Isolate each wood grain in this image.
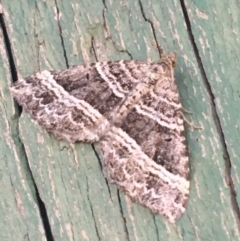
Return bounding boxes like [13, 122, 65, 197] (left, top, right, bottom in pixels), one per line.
[0, 0, 240, 240]
[0, 25, 47, 241]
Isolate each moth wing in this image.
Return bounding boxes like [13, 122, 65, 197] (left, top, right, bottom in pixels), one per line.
[100, 126, 189, 223]
[11, 70, 108, 142]
[100, 54, 189, 222]
[11, 60, 149, 142]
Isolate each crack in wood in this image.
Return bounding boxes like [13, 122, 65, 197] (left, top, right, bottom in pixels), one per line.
[138, 0, 163, 58]
[86, 178, 101, 241]
[0, 12, 55, 241]
[117, 190, 130, 241]
[179, 0, 240, 231]
[53, 0, 69, 68]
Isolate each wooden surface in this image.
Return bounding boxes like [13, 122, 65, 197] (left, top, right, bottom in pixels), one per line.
[1, 0, 240, 240]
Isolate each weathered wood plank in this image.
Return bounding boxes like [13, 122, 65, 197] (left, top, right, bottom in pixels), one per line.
[1, 0, 240, 240]
[184, 0, 240, 217]
[0, 21, 46, 241]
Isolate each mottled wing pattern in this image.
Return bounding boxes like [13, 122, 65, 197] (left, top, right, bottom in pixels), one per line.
[11, 70, 108, 142]
[51, 60, 151, 117]
[11, 53, 189, 223]
[100, 54, 189, 222]
[11, 60, 150, 142]
[101, 126, 189, 223]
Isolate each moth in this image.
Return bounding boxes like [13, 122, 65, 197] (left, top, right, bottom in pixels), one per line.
[11, 52, 189, 223]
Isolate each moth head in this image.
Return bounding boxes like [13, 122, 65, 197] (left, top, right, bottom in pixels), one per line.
[161, 52, 177, 68]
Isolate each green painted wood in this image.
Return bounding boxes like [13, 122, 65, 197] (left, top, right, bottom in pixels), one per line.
[0, 0, 240, 240]
[0, 25, 46, 241]
[184, 0, 240, 219]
